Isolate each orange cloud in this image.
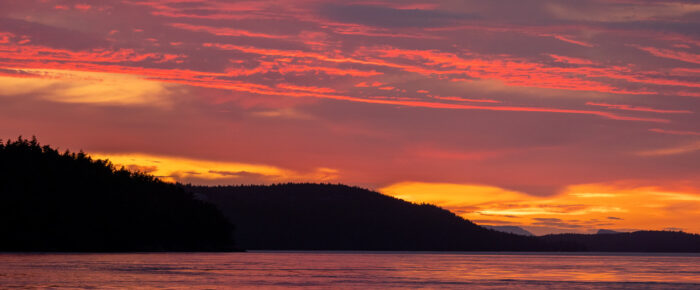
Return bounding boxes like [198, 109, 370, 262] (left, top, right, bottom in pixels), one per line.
[90, 152, 340, 184]
[0, 68, 173, 107]
[380, 181, 700, 234]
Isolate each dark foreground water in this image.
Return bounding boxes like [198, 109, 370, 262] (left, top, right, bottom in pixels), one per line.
[1, 252, 699, 289]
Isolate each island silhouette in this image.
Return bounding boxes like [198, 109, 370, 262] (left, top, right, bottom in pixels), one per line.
[0, 137, 235, 252]
[2, 137, 699, 252]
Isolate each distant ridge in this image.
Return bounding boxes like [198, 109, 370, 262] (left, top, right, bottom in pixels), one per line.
[541, 231, 700, 252]
[482, 225, 534, 236]
[187, 184, 700, 252]
[187, 184, 546, 251]
[596, 229, 620, 235]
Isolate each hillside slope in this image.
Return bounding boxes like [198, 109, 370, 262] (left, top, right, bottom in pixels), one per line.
[482, 225, 534, 236]
[0, 137, 235, 252]
[189, 183, 546, 251]
[541, 231, 700, 252]
[189, 183, 700, 252]
[4, 137, 698, 252]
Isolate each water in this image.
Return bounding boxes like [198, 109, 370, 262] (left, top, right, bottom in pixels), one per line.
[1, 252, 699, 289]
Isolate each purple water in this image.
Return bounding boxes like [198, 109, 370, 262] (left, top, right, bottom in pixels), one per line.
[1, 252, 699, 289]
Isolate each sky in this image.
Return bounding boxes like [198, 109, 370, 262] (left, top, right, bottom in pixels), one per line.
[1, 0, 699, 235]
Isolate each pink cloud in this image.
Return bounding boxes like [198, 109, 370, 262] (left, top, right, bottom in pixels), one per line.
[432, 96, 501, 104]
[540, 34, 595, 47]
[74, 4, 91, 11]
[635, 45, 700, 65]
[586, 102, 692, 114]
[169, 23, 288, 39]
[649, 129, 700, 136]
[549, 54, 595, 65]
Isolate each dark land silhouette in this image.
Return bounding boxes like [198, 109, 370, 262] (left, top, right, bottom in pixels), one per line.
[541, 231, 700, 252]
[2, 137, 699, 252]
[482, 225, 534, 236]
[0, 137, 235, 252]
[187, 184, 700, 252]
[186, 183, 548, 251]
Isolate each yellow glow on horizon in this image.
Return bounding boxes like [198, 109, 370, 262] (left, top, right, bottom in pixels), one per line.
[89, 152, 339, 184]
[380, 182, 534, 206]
[570, 193, 618, 198]
[380, 181, 700, 234]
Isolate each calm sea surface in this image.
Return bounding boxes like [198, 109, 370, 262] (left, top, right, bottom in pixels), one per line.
[1, 252, 699, 289]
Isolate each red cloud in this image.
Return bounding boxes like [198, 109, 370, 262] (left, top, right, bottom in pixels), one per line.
[586, 102, 692, 114]
[649, 129, 700, 136]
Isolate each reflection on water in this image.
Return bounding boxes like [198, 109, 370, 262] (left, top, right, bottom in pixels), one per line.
[1, 252, 699, 289]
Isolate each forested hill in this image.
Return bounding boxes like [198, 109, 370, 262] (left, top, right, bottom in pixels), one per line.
[189, 184, 700, 252]
[187, 183, 547, 251]
[540, 231, 700, 252]
[0, 137, 235, 252]
[4, 136, 698, 252]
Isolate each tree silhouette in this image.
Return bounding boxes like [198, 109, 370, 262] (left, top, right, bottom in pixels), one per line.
[188, 183, 700, 252]
[3, 136, 698, 252]
[0, 136, 236, 252]
[187, 183, 548, 251]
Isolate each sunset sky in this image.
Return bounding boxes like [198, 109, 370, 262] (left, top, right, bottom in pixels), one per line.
[1, 0, 699, 235]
